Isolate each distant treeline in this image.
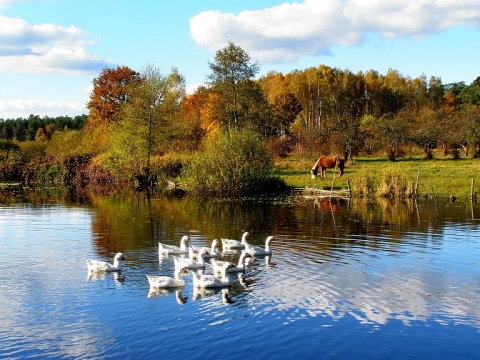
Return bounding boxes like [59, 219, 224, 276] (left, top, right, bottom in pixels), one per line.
[0, 114, 87, 142]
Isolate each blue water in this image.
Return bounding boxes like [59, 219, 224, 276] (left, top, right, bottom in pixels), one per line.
[1, 197, 480, 359]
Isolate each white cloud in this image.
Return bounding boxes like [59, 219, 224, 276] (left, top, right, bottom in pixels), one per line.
[0, 14, 110, 74]
[0, 0, 18, 11]
[0, 99, 87, 118]
[190, 0, 480, 64]
[186, 82, 203, 95]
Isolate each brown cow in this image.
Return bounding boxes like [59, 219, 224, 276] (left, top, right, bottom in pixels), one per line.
[311, 156, 345, 179]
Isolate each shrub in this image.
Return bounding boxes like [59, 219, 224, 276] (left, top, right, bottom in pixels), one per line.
[0, 162, 22, 181]
[183, 130, 282, 197]
[151, 153, 186, 179]
[18, 141, 47, 162]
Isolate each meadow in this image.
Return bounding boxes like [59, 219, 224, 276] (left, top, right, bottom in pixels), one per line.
[275, 153, 480, 200]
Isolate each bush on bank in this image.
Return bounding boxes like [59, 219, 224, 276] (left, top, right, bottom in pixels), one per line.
[183, 130, 287, 197]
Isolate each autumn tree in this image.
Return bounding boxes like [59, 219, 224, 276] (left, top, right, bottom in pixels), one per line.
[427, 76, 445, 109]
[259, 72, 302, 137]
[86, 66, 140, 129]
[207, 41, 260, 131]
[460, 104, 480, 157]
[410, 108, 442, 158]
[35, 128, 47, 142]
[107, 64, 185, 186]
[359, 115, 380, 154]
[181, 86, 222, 139]
[364, 70, 384, 118]
[376, 108, 411, 161]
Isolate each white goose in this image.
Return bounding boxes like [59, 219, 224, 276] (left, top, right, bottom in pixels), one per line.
[146, 267, 188, 289]
[245, 236, 274, 256]
[174, 249, 208, 269]
[210, 251, 251, 274]
[221, 231, 249, 250]
[190, 239, 220, 260]
[192, 262, 234, 288]
[158, 235, 190, 256]
[86, 252, 125, 272]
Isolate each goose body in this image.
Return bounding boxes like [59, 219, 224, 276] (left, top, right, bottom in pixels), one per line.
[174, 249, 208, 269]
[191, 239, 220, 260]
[221, 232, 249, 250]
[192, 263, 233, 288]
[211, 251, 250, 274]
[245, 236, 274, 256]
[86, 253, 125, 272]
[158, 235, 190, 256]
[146, 267, 188, 289]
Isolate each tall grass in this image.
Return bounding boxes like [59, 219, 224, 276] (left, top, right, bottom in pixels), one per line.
[351, 168, 375, 197]
[376, 165, 408, 198]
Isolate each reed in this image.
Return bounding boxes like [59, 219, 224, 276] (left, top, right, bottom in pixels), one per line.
[351, 167, 375, 197]
[376, 165, 408, 198]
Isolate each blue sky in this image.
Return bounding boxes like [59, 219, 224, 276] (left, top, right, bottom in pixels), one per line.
[1, 0, 479, 119]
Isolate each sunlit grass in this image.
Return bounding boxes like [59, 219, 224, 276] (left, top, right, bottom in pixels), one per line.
[275, 153, 480, 200]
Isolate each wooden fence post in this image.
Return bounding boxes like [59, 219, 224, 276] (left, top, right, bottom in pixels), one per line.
[471, 179, 476, 201]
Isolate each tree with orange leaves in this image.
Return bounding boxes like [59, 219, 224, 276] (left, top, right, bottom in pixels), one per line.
[86, 66, 140, 129]
[181, 86, 221, 139]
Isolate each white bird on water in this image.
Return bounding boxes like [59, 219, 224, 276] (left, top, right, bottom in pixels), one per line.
[174, 248, 209, 269]
[86, 252, 125, 272]
[190, 239, 220, 260]
[221, 231, 250, 250]
[146, 267, 188, 289]
[210, 251, 251, 274]
[245, 236, 274, 256]
[192, 262, 234, 288]
[158, 235, 190, 256]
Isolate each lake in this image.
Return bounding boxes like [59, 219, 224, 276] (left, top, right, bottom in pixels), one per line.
[1, 190, 479, 359]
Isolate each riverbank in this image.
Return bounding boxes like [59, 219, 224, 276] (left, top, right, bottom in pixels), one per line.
[2, 152, 479, 200]
[275, 154, 480, 200]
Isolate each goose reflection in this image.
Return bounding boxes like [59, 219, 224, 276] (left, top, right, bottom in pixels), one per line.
[192, 287, 235, 304]
[221, 248, 243, 256]
[193, 286, 216, 301]
[147, 287, 188, 304]
[249, 254, 273, 268]
[86, 270, 125, 284]
[236, 273, 249, 288]
[221, 288, 234, 304]
[264, 255, 274, 268]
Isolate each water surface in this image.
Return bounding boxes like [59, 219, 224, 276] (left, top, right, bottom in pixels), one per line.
[1, 193, 479, 359]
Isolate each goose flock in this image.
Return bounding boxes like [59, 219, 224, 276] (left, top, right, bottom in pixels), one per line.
[85, 232, 274, 297]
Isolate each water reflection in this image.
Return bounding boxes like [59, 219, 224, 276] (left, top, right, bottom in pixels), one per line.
[1, 190, 480, 359]
[94, 185, 480, 330]
[86, 271, 125, 284]
[147, 287, 188, 304]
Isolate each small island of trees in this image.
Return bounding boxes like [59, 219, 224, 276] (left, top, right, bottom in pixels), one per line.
[1, 42, 480, 198]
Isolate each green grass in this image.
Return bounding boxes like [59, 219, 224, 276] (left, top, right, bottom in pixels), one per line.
[274, 154, 480, 200]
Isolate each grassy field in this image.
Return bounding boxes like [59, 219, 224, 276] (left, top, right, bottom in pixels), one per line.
[274, 154, 480, 200]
